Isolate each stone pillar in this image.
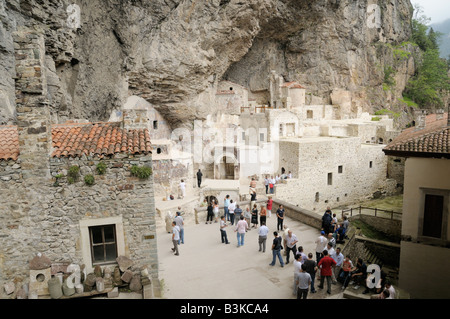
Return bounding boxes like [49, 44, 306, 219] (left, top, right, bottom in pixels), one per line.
[13, 27, 51, 179]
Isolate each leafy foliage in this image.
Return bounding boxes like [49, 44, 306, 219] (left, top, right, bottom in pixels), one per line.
[84, 174, 95, 186]
[130, 165, 152, 179]
[404, 7, 450, 108]
[96, 162, 107, 175]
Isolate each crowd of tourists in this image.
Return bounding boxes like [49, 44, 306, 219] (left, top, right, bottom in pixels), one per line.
[169, 177, 396, 300]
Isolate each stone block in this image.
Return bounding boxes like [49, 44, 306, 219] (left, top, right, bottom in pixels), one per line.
[116, 255, 133, 272]
[121, 270, 133, 283]
[107, 287, 119, 298]
[29, 253, 52, 270]
[3, 282, 15, 295]
[29, 267, 51, 297]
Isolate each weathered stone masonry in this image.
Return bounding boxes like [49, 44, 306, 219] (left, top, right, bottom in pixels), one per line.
[0, 28, 158, 299]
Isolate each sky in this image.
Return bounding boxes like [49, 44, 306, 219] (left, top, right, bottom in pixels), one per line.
[410, 0, 450, 25]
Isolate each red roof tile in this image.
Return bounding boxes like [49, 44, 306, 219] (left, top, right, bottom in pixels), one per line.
[281, 81, 305, 89]
[51, 122, 152, 158]
[383, 113, 449, 158]
[0, 126, 19, 161]
[0, 122, 152, 160]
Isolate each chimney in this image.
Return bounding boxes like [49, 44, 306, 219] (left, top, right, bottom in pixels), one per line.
[13, 27, 51, 179]
[414, 109, 427, 130]
[436, 109, 444, 121]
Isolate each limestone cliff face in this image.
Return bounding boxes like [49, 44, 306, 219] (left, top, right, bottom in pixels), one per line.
[0, 0, 414, 127]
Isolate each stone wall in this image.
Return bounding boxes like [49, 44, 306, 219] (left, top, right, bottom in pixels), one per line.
[0, 153, 158, 298]
[271, 198, 322, 230]
[276, 136, 397, 212]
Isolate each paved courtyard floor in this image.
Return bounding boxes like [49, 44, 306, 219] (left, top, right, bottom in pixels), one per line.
[157, 211, 345, 299]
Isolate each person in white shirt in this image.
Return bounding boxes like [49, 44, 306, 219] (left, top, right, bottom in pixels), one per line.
[171, 221, 180, 256]
[385, 281, 396, 299]
[220, 215, 230, 244]
[258, 222, 269, 252]
[235, 215, 249, 247]
[292, 253, 303, 295]
[331, 247, 344, 284]
[285, 230, 298, 264]
[178, 179, 186, 199]
[315, 231, 328, 263]
[228, 200, 236, 225]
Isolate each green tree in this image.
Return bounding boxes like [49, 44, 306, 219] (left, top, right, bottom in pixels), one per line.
[405, 6, 450, 108]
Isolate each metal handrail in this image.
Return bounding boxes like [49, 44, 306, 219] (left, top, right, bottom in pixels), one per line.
[341, 206, 402, 220]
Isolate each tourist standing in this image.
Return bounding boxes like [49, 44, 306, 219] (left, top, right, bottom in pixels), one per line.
[251, 204, 259, 228]
[322, 207, 332, 234]
[206, 201, 214, 224]
[171, 221, 180, 256]
[296, 246, 308, 264]
[276, 204, 285, 231]
[269, 176, 275, 194]
[196, 169, 203, 188]
[213, 200, 220, 223]
[269, 232, 284, 267]
[331, 247, 344, 284]
[295, 264, 312, 299]
[315, 231, 328, 264]
[174, 209, 184, 244]
[266, 196, 273, 218]
[264, 175, 269, 194]
[339, 255, 353, 289]
[220, 215, 230, 244]
[292, 254, 303, 295]
[258, 221, 269, 252]
[224, 195, 230, 222]
[243, 206, 252, 230]
[328, 232, 336, 248]
[318, 250, 336, 294]
[259, 205, 267, 226]
[178, 179, 186, 199]
[235, 215, 248, 247]
[303, 253, 317, 293]
[228, 199, 236, 225]
[234, 204, 242, 225]
[285, 230, 298, 264]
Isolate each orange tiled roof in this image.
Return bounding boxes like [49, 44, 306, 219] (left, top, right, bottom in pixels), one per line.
[51, 122, 152, 158]
[0, 126, 19, 161]
[0, 122, 152, 160]
[281, 81, 305, 89]
[383, 113, 449, 158]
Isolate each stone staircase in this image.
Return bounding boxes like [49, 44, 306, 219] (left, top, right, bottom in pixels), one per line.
[340, 227, 406, 299]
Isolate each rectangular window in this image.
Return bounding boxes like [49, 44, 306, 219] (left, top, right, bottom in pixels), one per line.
[153, 120, 158, 129]
[369, 161, 373, 168]
[327, 173, 332, 185]
[422, 194, 444, 238]
[338, 165, 343, 173]
[307, 110, 313, 119]
[89, 224, 118, 265]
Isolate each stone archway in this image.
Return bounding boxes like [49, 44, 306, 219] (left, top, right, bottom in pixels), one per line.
[214, 152, 239, 180]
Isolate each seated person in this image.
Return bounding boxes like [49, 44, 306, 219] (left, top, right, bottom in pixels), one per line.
[349, 258, 367, 289]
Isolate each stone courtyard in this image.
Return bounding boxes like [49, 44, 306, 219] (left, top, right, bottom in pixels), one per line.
[156, 202, 345, 300]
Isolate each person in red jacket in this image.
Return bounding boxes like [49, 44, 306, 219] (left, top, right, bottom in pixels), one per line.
[317, 250, 336, 294]
[266, 196, 273, 218]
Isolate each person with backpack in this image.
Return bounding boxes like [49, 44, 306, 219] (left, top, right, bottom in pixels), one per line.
[269, 232, 285, 267]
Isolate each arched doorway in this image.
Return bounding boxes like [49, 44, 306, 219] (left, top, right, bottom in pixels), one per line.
[214, 152, 239, 180]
